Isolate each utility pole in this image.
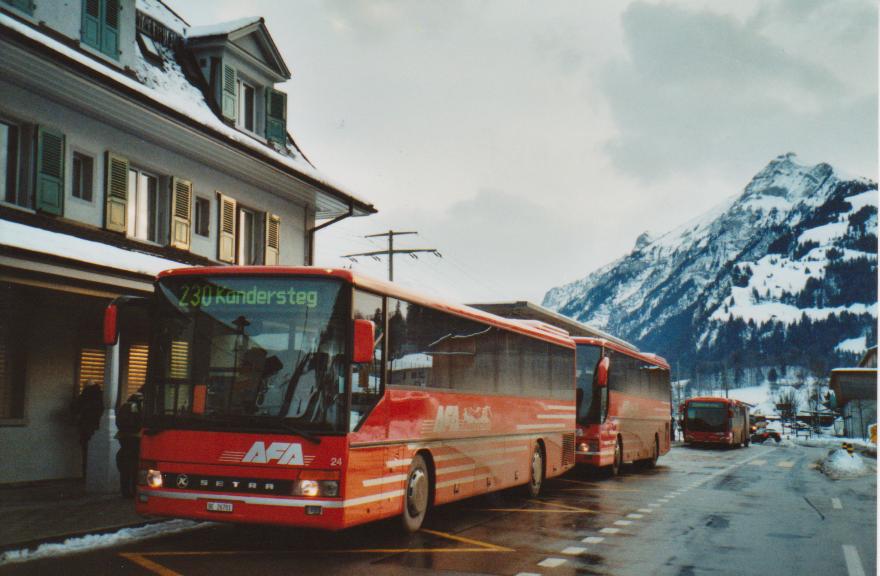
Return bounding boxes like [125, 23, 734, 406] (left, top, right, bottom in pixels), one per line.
[342, 230, 441, 282]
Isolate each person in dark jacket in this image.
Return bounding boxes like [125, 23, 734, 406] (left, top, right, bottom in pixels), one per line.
[116, 392, 143, 498]
[75, 381, 104, 478]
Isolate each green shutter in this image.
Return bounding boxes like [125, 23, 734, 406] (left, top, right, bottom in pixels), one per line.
[104, 152, 129, 232]
[101, 0, 120, 58]
[81, 0, 101, 50]
[170, 177, 192, 250]
[265, 89, 287, 146]
[35, 127, 64, 215]
[221, 64, 237, 122]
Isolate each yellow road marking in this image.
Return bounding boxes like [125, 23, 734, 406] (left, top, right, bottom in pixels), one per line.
[118, 528, 511, 573]
[480, 499, 598, 514]
[119, 553, 183, 576]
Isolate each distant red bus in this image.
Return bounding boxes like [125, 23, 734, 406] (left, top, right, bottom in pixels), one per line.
[573, 338, 671, 475]
[106, 267, 576, 531]
[681, 397, 750, 447]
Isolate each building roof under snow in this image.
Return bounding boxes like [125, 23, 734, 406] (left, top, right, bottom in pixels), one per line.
[0, 2, 375, 219]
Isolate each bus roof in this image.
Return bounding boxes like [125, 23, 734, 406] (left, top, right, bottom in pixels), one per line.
[685, 396, 749, 407]
[156, 266, 575, 349]
[572, 336, 670, 369]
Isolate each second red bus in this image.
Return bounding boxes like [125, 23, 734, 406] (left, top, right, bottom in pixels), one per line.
[681, 397, 750, 447]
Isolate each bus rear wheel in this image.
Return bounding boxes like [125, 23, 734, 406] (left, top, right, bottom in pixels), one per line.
[402, 454, 430, 532]
[610, 438, 623, 476]
[525, 443, 544, 498]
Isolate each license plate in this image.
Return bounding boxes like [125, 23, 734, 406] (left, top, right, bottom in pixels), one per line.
[206, 501, 234, 513]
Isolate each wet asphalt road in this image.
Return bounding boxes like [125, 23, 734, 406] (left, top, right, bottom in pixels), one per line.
[1, 442, 875, 576]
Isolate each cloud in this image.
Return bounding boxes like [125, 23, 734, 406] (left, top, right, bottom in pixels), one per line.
[601, 1, 877, 181]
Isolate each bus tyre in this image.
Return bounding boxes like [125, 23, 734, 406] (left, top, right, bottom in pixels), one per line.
[526, 443, 544, 498]
[402, 454, 430, 533]
[610, 438, 623, 476]
[646, 436, 659, 469]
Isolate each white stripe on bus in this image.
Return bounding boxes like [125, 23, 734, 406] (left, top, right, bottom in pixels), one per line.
[362, 474, 408, 487]
[142, 488, 404, 509]
[536, 414, 576, 420]
[516, 424, 567, 430]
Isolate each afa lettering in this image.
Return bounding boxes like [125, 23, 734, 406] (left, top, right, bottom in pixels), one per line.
[241, 441, 304, 465]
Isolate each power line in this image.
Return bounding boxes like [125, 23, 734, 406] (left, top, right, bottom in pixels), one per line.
[342, 230, 441, 282]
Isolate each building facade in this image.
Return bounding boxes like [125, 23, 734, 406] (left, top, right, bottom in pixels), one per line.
[0, 0, 375, 489]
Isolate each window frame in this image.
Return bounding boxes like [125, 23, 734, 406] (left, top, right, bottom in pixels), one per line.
[236, 79, 256, 133]
[71, 150, 95, 203]
[235, 203, 263, 265]
[194, 196, 211, 237]
[126, 166, 166, 245]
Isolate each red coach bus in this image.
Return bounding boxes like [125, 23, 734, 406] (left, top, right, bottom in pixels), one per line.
[105, 267, 576, 531]
[681, 397, 750, 447]
[573, 337, 671, 475]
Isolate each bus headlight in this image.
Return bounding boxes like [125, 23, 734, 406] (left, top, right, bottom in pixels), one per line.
[293, 479, 339, 497]
[146, 469, 163, 489]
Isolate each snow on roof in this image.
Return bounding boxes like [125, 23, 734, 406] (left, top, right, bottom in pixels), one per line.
[0, 13, 374, 216]
[135, 0, 187, 35]
[187, 16, 262, 38]
[0, 220, 189, 278]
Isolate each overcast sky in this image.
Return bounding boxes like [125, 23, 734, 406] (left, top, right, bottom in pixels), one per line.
[176, 0, 877, 304]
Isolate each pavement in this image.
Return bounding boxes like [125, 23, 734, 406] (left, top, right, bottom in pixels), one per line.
[0, 480, 152, 553]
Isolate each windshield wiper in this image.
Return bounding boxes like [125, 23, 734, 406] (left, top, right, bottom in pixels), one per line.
[274, 418, 322, 444]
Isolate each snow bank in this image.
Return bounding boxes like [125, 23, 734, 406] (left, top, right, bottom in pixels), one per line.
[0, 520, 207, 565]
[819, 448, 870, 479]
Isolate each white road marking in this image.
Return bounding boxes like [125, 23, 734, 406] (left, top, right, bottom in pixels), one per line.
[665, 493, 677, 498]
[648, 503, 661, 507]
[561, 546, 587, 555]
[627, 513, 644, 519]
[582, 536, 605, 544]
[637, 508, 653, 513]
[832, 498, 843, 510]
[778, 461, 795, 468]
[537, 558, 567, 568]
[658, 498, 669, 503]
[843, 545, 866, 576]
[749, 459, 767, 466]
[599, 527, 621, 534]
[515, 573, 541, 576]
[614, 520, 633, 526]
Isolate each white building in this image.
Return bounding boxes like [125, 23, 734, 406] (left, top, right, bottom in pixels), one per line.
[0, 0, 375, 489]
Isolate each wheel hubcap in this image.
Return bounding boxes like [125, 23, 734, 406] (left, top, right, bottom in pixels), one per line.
[531, 452, 541, 488]
[407, 469, 427, 517]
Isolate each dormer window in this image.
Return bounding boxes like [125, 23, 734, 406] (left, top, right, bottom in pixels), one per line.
[237, 80, 255, 133]
[81, 0, 120, 59]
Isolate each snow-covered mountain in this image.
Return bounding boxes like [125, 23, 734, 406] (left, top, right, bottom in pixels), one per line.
[543, 153, 877, 386]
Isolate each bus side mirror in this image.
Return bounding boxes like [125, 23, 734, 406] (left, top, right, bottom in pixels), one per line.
[103, 303, 119, 345]
[353, 319, 375, 364]
[595, 357, 610, 388]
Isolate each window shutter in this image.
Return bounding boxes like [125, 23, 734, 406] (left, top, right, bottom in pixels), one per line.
[221, 64, 237, 122]
[104, 152, 128, 232]
[81, 0, 101, 50]
[7, 0, 34, 14]
[264, 213, 280, 265]
[265, 89, 287, 145]
[170, 177, 192, 250]
[35, 126, 64, 215]
[217, 193, 236, 263]
[101, 0, 120, 58]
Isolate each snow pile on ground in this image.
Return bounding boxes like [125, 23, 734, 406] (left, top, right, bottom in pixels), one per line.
[0, 520, 207, 565]
[819, 448, 870, 480]
[796, 436, 877, 456]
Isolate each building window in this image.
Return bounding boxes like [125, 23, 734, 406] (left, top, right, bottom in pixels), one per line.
[237, 80, 255, 132]
[0, 121, 18, 206]
[194, 196, 210, 237]
[72, 152, 94, 201]
[77, 347, 106, 394]
[126, 168, 165, 243]
[237, 206, 262, 265]
[1, 0, 34, 15]
[81, 0, 120, 59]
[123, 344, 148, 402]
[0, 282, 26, 423]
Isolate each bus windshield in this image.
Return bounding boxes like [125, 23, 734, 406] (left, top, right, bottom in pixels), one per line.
[576, 344, 602, 424]
[686, 401, 727, 432]
[147, 276, 349, 432]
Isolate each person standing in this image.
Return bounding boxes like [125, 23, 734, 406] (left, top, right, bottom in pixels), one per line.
[116, 392, 143, 498]
[75, 380, 104, 479]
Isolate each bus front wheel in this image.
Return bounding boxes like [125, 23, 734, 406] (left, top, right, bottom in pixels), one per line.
[402, 454, 430, 532]
[525, 443, 544, 498]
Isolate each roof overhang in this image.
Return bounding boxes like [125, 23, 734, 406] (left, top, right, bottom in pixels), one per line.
[0, 14, 375, 220]
[187, 18, 291, 80]
[830, 368, 878, 404]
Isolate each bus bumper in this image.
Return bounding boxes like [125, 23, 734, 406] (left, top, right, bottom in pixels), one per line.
[137, 489, 347, 530]
[575, 450, 615, 467]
